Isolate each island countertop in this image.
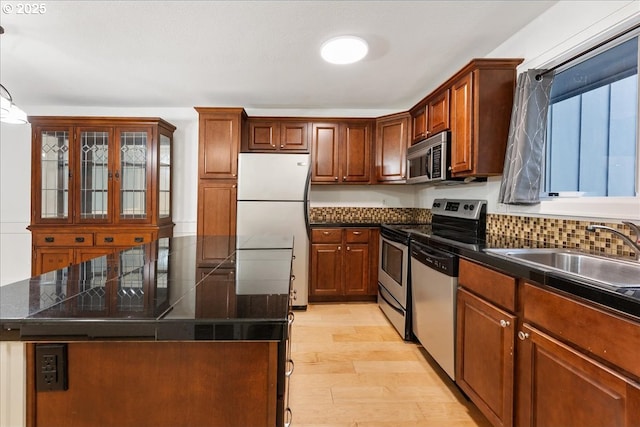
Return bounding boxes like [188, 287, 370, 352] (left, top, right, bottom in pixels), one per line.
[0, 235, 294, 341]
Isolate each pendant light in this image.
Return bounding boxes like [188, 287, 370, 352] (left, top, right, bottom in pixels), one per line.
[0, 26, 28, 125]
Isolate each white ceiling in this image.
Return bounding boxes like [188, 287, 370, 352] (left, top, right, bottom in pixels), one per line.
[0, 1, 558, 114]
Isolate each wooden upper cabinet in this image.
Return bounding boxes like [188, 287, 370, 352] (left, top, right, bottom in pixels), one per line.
[428, 89, 450, 135]
[448, 59, 522, 177]
[411, 89, 450, 145]
[311, 120, 373, 184]
[450, 73, 474, 175]
[375, 112, 410, 182]
[196, 108, 246, 179]
[245, 118, 309, 153]
[311, 123, 340, 182]
[410, 104, 427, 144]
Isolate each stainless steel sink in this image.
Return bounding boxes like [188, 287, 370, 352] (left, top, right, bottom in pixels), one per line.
[484, 248, 640, 289]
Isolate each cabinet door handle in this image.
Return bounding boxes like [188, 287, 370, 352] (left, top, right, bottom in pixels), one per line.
[114, 171, 120, 179]
[75, 237, 85, 243]
[280, 144, 284, 148]
[334, 176, 338, 181]
[337, 246, 341, 251]
[134, 237, 144, 243]
[104, 237, 114, 243]
[44, 237, 55, 243]
[322, 231, 330, 235]
[343, 176, 347, 180]
[518, 331, 530, 341]
[347, 246, 351, 251]
[500, 320, 510, 328]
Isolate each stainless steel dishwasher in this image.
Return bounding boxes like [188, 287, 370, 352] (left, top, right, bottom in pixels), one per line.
[410, 240, 458, 380]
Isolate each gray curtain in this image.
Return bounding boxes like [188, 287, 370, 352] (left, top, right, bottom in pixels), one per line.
[498, 69, 555, 204]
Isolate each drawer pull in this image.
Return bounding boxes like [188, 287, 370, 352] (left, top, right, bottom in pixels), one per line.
[322, 231, 330, 235]
[134, 237, 144, 243]
[352, 231, 362, 235]
[499, 320, 510, 328]
[75, 237, 85, 243]
[104, 237, 114, 243]
[44, 237, 55, 243]
[518, 331, 530, 341]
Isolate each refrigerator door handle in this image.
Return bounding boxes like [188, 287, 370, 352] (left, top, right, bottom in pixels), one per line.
[303, 164, 312, 240]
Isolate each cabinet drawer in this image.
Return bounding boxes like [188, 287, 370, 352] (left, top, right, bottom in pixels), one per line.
[311, 229, 342, 243]
[34, 233, 94, 247]
[523, 282, 640, 380]
[459, 259, 517, 312]
[345, 229, 369, 243]
[96, 232, 153, 246]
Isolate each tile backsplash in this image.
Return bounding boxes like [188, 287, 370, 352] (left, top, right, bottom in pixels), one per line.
[310, 207, 638, 258]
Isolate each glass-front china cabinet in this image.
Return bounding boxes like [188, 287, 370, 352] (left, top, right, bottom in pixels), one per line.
[28, 116, 176, 275]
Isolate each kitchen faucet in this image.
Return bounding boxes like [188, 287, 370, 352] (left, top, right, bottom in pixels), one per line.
[586, 221, 640, 261]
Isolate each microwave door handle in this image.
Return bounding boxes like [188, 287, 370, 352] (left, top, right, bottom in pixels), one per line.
[426, 147, 432, 180]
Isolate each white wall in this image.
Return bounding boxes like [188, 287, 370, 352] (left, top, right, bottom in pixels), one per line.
[310, 184, 418, 207]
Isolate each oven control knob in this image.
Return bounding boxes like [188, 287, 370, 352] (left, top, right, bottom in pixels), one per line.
[469, 204, 475, 210]
[464, 204, 469, 210]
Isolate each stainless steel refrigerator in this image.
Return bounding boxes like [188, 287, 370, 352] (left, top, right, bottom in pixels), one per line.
[236, 153, 311, 308]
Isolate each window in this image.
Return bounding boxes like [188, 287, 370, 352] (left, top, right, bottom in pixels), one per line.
[544, 32, 638, 197]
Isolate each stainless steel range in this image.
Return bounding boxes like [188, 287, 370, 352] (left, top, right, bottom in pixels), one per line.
[379, 198, 487, 378]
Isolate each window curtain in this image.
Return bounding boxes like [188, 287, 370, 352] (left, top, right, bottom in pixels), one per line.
[498, 69, 555, 204]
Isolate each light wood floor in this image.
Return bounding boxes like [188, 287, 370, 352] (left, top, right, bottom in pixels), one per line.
[289, 302, 491, 427]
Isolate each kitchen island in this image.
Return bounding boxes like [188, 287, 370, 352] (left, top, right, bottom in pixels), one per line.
[0, 235, 295, 427]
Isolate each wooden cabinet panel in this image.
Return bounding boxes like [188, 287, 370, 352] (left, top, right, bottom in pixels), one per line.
[342, 122, 371, 182]
[197, 183, 237, 264]
[310, 244, 342, 297]
[523, 282, 640, 381]
[345, 228, 369, 243]
[428, 89, 450, 135]
[95, 232, 153, 247]
[197, 109, 245, 179]
[450, 72, 473, 175]
[517, 323, 640, 427]
[343, 243, 369, 296]
[75, 247, 117, 263]
[197, 183, 237, 237]
[280, 121, 309, 151]
[411, 104, 427, 144]
[459, 258, 516, 312]
[33, 233, 93, 247]
[311, 120, 373, 184]
[246, 119, 309, 152]
[311, 228, 342, 243]
[457, 288, 515, 427]
[311, 123, 340, 182]
[375, 113, 410, 182]
[248, 120, 278, 151]
[34, 248, 74, 274]
[31, 341, 278, 427]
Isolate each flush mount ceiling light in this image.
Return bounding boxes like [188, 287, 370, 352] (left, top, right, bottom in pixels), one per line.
[320, 36, 369, 65]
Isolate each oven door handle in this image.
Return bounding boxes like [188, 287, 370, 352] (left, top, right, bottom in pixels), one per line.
[378, 284, 404, 316]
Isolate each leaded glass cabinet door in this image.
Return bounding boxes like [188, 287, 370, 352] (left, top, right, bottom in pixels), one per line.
[35, 126, 73, 223]
[75, 127, 113, 223]
[115, 127, 153, 224]
[158, 132, 172, 223]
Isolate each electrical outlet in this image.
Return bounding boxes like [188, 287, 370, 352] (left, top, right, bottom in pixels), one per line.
[35, 344, 68, 392]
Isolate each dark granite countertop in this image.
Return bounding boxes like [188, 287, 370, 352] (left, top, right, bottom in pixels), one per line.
[310, 222, 382, 228]
[0, 235, 294, 341]
[410, 232, 640, 320]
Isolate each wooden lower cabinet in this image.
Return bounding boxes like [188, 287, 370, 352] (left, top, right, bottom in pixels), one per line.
[309, 228, 378, 301]
[27, 341, 279, 427]
[457, 260, 640, 427]
[456, 289, 516, 427]
[456, 260, 517, 427]
[516, 323, 640, 427]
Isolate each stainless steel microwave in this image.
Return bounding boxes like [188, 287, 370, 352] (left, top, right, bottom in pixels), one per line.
[406, 131, 449, 184]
